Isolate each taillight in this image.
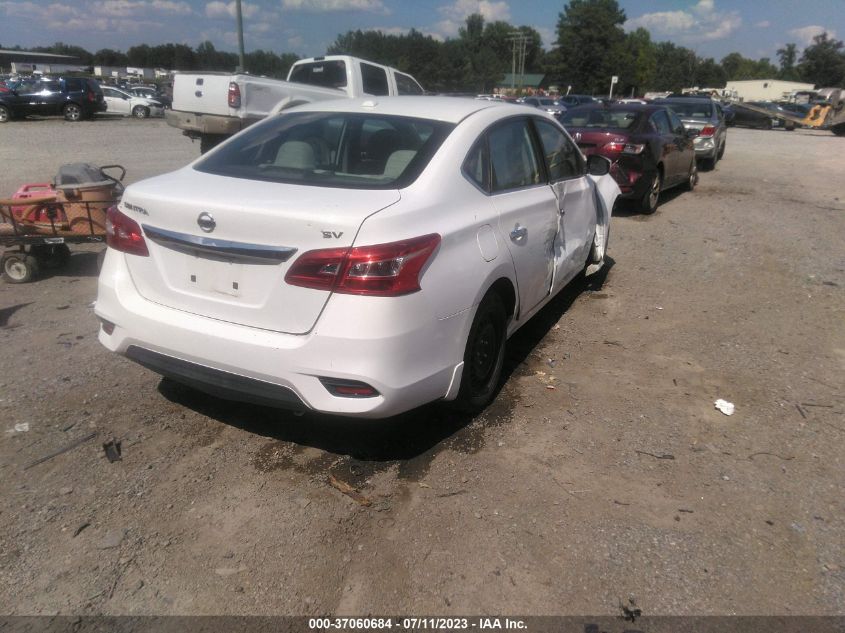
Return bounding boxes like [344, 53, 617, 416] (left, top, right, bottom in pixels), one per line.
[285, 234, 440, 296]
[603, 142, 644, 155]
[228, 82, 241, 108]
[699, 125, 716, 137]
[106, 206, 149, 257]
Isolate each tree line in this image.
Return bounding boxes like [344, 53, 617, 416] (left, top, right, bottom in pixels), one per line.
[4, 0, 844, 93]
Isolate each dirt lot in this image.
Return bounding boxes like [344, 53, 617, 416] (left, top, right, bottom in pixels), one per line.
[0, 117, 843, 616]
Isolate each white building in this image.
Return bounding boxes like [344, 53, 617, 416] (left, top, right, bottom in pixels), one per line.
[725, 79, 815, 102]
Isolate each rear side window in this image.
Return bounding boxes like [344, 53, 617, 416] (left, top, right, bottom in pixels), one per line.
[534, 119, 584, 181]
[488, 119, 542, 192]
[361, 63, 389, 96]
[289, 60, 347, 89]
[651, 111, 672, 135]
[63, 78, 83, 92]
[462, 139, 490, 192]
[395, 72, 423, 95]
[194, 111, 454, 190]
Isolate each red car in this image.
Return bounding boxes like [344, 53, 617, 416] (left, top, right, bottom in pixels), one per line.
[559, 103, 698, 213]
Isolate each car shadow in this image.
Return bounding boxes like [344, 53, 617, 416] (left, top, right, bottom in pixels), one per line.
[613, 187, 687, 219]
[157, 258, 615, 468]
[37, 251, 102, 280]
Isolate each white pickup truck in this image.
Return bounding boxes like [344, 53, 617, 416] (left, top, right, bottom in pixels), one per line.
[165, 55, 425, 152]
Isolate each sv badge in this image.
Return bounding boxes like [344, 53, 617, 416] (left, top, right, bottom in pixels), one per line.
[322, 231, 344, 239]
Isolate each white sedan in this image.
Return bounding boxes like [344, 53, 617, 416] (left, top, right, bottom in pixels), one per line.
[96, 97, 619, 418]
[100, 85, 164, 118]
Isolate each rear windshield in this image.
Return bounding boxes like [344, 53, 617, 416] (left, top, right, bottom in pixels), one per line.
[561, 108, 640, 129]
[195, 111, 455, 190]
[662, 101, 714, 118]
[288, 60, 347, 89]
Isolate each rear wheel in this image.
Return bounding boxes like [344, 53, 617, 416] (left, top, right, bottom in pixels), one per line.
[452, 292, 507, 413]
[640, 170, 662, 214]
[0, 105, 10, 123]
[700, 156, 717, 171]
[832, 124, 845, 137]
[2, 253, 39, 283]
[63, 103, 82, 122]
[199, 133, 225, 154]
[717, 140, 726, 159]
[132, 105, 149, 119]
[684, 159, 698, 191]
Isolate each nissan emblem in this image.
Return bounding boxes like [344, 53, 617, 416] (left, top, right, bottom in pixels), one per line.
[197, 212, 216, 233]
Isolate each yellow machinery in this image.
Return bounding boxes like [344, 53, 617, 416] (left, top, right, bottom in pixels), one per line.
[733, 88, 845, 136]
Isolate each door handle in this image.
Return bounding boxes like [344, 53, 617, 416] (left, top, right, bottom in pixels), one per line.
[510, 225, 527, 241]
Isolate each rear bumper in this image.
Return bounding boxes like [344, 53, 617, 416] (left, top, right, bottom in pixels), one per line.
[95, 249, 471, 418]
[165, 109, 247, 135]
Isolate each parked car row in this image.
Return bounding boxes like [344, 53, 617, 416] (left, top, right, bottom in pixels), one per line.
[0, 76, 169, 123]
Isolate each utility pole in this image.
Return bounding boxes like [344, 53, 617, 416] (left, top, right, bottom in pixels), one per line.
[506, 31, 531, 95]
[235, 0, 245, 72]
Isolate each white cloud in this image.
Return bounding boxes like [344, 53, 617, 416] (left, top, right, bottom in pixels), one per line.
[151, 0, 191, 15]
[282, 0, 388, 13]
[206, 0, 259, 19]
[625, 0, 741, 43]
[433, 0, 510, 38]
[755, 20, 771, 29]
[788, 25, 836, 47]
[536, 26, 554, 50]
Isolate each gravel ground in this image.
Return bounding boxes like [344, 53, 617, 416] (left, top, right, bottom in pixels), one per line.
[0, 117, 843, 616]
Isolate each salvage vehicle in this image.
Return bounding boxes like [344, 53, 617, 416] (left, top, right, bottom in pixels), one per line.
[100, 86, 164, 119]
[129, 85, 171, 109]
[0, 77, 106, 122]
[97, 97, 619, 418]
[561, 103, 697, 213]
[166, 55, 424, 153]
[655, 96, 727, 169]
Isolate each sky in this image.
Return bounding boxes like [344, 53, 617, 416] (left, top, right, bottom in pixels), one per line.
[0, 0, 842, 62]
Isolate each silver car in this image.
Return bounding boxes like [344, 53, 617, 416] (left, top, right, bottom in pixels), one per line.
[657, 97, 727, 170]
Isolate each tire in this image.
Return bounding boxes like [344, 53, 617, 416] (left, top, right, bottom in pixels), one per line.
[700, 156, 717, 171]
[132, 105, 149, 119]
[640, 170, 662, 214]
[684, 159, 698, 192]
[63, 103, 82, 122]
[2, 253, 39, 283]
[0, 105, 10, 123]
[832, 124, 845, 137]
[717, 140, 726, 160]
[452, 292, 508, 413]
[588, 218, 610, 265]
[200, 133, 225, 154]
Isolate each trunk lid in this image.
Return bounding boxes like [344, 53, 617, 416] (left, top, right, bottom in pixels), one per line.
[120, 168, 400, 334]
[569, 129, 630, 155]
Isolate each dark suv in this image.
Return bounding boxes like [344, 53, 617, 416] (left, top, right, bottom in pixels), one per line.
[0, 77, 106, 123]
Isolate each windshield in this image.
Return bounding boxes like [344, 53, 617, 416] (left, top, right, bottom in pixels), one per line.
[195, 111, 455, 190]
[662, 101, 714, 119]
[561, 108, 640, 130]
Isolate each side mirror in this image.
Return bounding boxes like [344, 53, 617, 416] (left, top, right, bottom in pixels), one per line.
[587, 154, 611, 176]
[686, 129, 700, 138]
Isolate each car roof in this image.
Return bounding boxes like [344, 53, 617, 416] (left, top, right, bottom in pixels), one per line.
[656, 97, 714, 104]
[289, 96, 515, 124]
[565, 103, 661, 113]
